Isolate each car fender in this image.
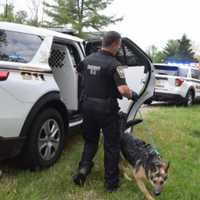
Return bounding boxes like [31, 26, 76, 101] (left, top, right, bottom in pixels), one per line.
[20, 91, 69, 138]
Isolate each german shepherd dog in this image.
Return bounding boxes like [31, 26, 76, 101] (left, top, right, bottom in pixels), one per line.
[120, 130, 169, 200]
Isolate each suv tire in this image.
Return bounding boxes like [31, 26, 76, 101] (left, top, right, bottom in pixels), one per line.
[184, 90, 194, 107]
[22, 108, 65, 169]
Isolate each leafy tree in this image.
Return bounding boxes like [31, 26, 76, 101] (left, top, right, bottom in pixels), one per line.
[163, 40, 179, 60]
[178, 34, 196, 61]
[0, 3, 28, 24]
[195, 55, 200, 63]
[0, 4, 15, 22]
[163, 34, 196, 63]
[15, 10, 28, 24]
[146, 45, 164, 63]
[0, 2, 40, 26]
[26, 0, 41, 26]
[43, 0, 122, 36]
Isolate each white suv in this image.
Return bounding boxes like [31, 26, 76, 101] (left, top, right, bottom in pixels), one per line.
[152, 63, 200, 106]
[0, 22, 154, 169]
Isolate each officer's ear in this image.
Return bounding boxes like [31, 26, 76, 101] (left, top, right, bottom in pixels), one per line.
[112, 43, 120, 56]
[113, 40, 121, 48]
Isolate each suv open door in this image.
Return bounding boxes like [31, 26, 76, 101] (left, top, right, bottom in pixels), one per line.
[85, 37, 155, 122]
[48, 38, 79, 111]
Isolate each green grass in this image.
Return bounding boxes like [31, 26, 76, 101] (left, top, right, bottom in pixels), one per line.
[1, 105, 200, 200]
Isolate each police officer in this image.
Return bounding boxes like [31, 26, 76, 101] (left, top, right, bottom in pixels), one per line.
[73, 31, 138, 191]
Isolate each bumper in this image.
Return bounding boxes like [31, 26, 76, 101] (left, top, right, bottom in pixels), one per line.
[0, 136, 26, 161]
[153, 92, 185, 102]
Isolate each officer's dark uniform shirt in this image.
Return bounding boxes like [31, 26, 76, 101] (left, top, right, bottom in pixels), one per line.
[77, 50, 127, 101]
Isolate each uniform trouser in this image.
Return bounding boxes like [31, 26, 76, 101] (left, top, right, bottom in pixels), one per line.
[79, 103, 120, 187]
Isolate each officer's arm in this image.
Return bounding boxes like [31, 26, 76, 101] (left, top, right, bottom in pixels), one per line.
[113, 67, 133, 100]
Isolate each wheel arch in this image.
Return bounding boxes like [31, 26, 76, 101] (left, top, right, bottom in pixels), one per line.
[188, 86, 195, 97]
[20, 91, 69, 138]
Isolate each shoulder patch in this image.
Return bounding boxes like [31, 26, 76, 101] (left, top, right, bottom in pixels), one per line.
[116, 66, 125, 79]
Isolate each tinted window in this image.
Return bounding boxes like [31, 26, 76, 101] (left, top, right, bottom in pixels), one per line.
[124, 45, 139, 66]
[116, 46, 125, 65]
[178, 68, 188, 77]
[67, 44, 81, 67]
[155, 65, 178, 76]
[116, 42, 145, 66]
[49, 41, 81, 69]
[191, 69, 200, 80]
[85, 41, 101, 56]
[155, 65, 188, 77]
[0, 30, 42, 63]
[85, 39, 146, 67]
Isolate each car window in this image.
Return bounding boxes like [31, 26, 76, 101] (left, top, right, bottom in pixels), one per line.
[49, 42, 66, 68]
[154, 65, 189, 77]
[155, 65, 178, 76]
[191, 69, 200, 80]
[85, 40, 101, 56]
[116, 42, 146, 67]
[85, 39, 146, 67]
[0, 29, 42, 63]
[178, 68, 188, 77]
[116, 45, 126, 65]
[124, 44, 140, 66]
[67, 44, 81, 67]
[49, 41, 81, 68]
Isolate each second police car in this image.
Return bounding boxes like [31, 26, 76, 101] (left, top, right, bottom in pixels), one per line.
[151, 63, 200, 106]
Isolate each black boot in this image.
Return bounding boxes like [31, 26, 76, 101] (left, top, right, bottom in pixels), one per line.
[106, 183, 119, 192]
[73, 162, 94, 186]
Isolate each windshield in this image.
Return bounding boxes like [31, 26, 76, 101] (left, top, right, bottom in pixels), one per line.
[154, 65, 188, 77]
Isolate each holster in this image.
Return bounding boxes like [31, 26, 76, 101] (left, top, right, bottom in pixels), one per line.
[82, 97, 118, 115]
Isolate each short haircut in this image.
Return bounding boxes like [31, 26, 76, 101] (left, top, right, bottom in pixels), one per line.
[102, 31, 121, 48]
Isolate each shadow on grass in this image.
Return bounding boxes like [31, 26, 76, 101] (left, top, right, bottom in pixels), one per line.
[149, 101, 181, 107]
[149, 101, 200, 108]
[0, 126, 83, 176]
[64, 126, 82, 150]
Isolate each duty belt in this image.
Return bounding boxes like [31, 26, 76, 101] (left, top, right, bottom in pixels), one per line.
[86, 97, 117, 104]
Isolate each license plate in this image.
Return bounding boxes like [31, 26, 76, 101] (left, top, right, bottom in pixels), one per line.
[156, 79, 166, 88]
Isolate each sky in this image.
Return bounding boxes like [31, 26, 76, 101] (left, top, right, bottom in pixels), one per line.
[2, 0, 200, 52]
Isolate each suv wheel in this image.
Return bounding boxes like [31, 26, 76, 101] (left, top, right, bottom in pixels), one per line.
[22, 108, 65, 169]
[184, 90, 194, 107]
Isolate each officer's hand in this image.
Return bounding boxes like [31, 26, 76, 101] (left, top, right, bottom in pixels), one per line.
[130, 90, 139, 101]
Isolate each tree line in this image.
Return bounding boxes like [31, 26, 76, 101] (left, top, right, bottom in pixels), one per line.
[147, 34, 198, 63]
[0, 0, 122, 36]
[0, 0, 41, 26]
[0, 0, 199, 63]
